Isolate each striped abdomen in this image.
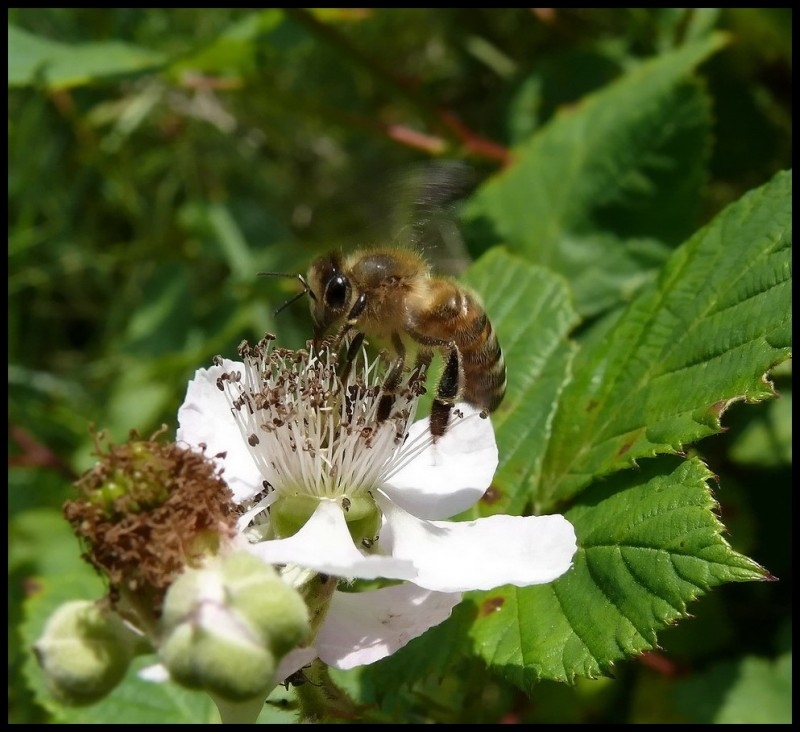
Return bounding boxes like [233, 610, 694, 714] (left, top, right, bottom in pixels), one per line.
[412, 279, 506, 412]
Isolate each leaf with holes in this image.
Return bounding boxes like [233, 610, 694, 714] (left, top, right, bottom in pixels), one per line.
[540, 169, 792, 507]
[468, 457, 769, 686]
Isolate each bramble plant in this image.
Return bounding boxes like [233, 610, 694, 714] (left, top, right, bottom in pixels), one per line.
[9, 9, 791, 725]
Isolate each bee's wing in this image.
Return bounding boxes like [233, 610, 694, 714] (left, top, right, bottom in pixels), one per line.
[391, 160, 478, 276]
[357, 160, 479, 277]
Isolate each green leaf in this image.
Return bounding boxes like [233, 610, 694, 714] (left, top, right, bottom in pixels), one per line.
[357, 600, 477, 693]
[42, 659, 217, 724]
[9, 509, 87, 578]
[462, 249, 578, 515]
[167, 10, 285, 78]
[469, 457, 768, 685]
[729, 383, 792, 467]
[203, 202, 259, 284]
[673, 651, 792, 723]
[463, 34, 724, 317]
[540, 169, 792, 506]
[21, 572, 216, 723]
[8, 24, 166, 89]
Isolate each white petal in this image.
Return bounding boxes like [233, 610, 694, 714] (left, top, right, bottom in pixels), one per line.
[383, 403, 499, 520]
[274, 647, 319, 684]
[315, 585, 462, 670]
[376, 494, 577, 592]
[247, 500, 416, 581]
[176, 361, 263, 502]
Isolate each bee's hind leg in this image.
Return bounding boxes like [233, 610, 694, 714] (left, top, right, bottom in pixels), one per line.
[429, 345, 461, 440]
[405, 333, 461, 439]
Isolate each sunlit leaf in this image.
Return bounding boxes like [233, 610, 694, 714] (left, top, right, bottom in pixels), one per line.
[463, 34, 724, 316]
[166, 10, 285, 78]
[469, 457, 768, 685]
[8, 24, 166, 89]
[540, 170, 791, 505]
[462, 249, 578, 515]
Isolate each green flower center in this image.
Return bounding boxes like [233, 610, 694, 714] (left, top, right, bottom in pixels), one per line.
[270, 492, 381, 545]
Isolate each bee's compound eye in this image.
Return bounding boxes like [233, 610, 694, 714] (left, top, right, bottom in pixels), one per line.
[325, 274, 348, 309]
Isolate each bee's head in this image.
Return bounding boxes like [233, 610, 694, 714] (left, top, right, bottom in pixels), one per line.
[259, 253, 351, 339]
[306, 253, 351, 338]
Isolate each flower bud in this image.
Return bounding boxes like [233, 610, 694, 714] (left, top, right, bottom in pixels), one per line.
[215, 552, 310, 657]
[34, 600, 137, 706]
[159, 552, 310, 701]
[159, 606, 277, 702]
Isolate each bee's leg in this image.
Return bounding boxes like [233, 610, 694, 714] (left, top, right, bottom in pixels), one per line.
[377, 332, 406, 422]
[328, 293, 369, 383]
[345, 293, 368, 326]
[407, 333, 462, 439]
[412, 348, 433, 381]
[429, 345, 462, 439]
[337, 329, 365, 386]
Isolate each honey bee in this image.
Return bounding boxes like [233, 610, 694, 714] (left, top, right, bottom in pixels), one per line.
[271, 247, 506, 438]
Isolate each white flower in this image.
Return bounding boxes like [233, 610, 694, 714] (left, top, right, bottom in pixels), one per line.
[178, 338, 576, 592]
[177, 337, 577, 670]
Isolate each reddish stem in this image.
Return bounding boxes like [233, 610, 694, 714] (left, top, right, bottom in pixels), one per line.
[8, 424, 77, 481]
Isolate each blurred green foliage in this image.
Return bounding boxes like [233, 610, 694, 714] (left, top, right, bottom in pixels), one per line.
[8, 8, 791, 724]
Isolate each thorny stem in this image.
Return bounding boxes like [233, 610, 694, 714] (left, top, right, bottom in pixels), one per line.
[294, 659, 366, 723]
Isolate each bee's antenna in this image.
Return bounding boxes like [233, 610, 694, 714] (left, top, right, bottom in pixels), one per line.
[258, 272, 314, 315]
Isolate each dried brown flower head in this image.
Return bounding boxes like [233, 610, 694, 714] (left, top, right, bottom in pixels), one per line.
[64, 427, 237, 615]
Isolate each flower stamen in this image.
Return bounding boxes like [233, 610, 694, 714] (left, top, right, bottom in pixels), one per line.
[215, 336, 428, 541]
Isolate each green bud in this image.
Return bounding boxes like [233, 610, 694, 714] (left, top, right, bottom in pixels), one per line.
[222, 552, 311, 657]
[159, 552, 311, 701]
[159, 565, 222, 632]
[34, 601, 136, 706]
[160, 619, 276, 702]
